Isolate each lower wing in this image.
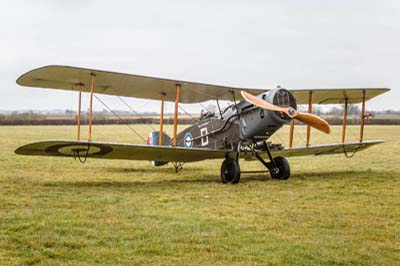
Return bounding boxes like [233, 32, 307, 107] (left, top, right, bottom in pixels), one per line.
[15, 140, 231, 162]
[15, 139, 383, 162]
[244, 140, 383, 160]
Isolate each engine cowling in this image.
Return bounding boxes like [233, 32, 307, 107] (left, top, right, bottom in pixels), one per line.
[239, 87, 297, 140]
[264, 87, 297, 122]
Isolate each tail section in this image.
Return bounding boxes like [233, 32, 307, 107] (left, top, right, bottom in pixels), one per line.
[147, 131, 171, 166]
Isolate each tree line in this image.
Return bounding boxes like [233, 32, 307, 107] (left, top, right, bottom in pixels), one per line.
[1, 106, 399, 125]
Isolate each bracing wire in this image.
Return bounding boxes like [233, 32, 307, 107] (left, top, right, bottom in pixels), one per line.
[94, 95, 147, 143]
[343, 144, 362, 158]
[200, 103, 210, 112]
[74, 143, 91, 164]
[270, 125, 287, 147]
[293, 123, 307, 146]
[178, 105, 196, 123]
[117, 96, 156, 131]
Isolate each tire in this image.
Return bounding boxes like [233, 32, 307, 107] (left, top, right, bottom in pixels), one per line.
[270, 156, 290, 180]
[220, 157, 241, 184]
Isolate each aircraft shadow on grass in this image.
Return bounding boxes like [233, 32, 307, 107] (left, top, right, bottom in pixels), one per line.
[39, 169, 385, 189]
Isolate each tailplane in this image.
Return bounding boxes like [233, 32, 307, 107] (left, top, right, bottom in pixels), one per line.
[147, 131, 171, 166]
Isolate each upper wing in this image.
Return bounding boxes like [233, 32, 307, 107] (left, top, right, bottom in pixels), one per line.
[16, 65, 264, 103]
[17, 65, 389, 104]
[290, 89, 390, 104]
[15, 140, 232, 162]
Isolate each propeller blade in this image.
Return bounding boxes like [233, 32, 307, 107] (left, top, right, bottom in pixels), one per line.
[294, 112, 331, 134]
[241, 91, 292, 116]
[241, 90, 330, 134]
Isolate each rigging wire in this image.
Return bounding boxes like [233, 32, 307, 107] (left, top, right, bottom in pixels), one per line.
[117, 96, 156, 131]
[293, 123, 307, 146]
[178, 105, 196, 123]
[74, 144, 91, 164]
[343, 144, 362, 158]
[341, 103, 364, 158]
[94, 95, 147, 143]
[350, 105, 364, 141]
[200, 103, 210, 112]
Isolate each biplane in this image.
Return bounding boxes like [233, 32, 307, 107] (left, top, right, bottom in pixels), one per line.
[15, 66, 390, 184]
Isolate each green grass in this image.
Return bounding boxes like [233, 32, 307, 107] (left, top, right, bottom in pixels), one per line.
[0, 125, 399, 265]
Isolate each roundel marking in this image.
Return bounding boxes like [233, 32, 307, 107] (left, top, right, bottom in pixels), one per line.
[45, 143, 113, 157]
[184, 133, 193, 148]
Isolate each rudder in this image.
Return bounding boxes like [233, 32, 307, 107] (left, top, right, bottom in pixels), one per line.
[147, 131, 171, 166]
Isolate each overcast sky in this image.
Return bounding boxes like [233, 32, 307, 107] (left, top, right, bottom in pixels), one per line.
[1, 0, 399, 113]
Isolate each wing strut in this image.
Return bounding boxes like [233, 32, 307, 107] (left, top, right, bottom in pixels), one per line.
[173, 84, 181, 146]
[360, 90, 366, 142]
[159, 92, 165, 145]
[88, 73, 96, 141]
[289, 120, 294, 148]
[342, 97, 348, 143]
[306, 91, 313, 146]
[77, 85, 82, 140]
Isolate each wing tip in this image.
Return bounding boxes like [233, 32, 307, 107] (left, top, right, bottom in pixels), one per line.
[15, 145, 29, 155]
[16, 65, 57, 86]
[16, 65, 77, 86]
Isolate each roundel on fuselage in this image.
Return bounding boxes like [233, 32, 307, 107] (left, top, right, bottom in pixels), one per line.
[184, 133, 193, 148]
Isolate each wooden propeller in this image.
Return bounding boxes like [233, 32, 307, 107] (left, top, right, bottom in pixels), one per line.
[241, 91, 330, 134]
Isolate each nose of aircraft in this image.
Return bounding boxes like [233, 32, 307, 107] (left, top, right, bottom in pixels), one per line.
[241, 90, 331, 134]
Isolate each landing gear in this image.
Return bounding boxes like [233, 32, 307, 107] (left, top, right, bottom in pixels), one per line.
[220, 141, 242, 184]
[220, 157, 241, 184]
[255, 153, 291, 180]
[220, 141, 290, 184]
[270, 156, 290, 180]
[255, 141, 291, 180]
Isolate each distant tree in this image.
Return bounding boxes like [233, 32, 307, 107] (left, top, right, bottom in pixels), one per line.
[296, 105, 308, 112]
[384, 109, 400, 115]
[65, 109, 75, 115]
[348, 104, 360, 116]
[330, 106, 342, 116]
[313, 105, 323, 116]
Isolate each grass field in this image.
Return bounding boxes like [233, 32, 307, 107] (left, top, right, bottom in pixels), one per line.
[0, 124, 399, 265]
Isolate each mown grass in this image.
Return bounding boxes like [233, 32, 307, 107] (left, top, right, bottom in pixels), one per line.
[0, 124, 399, 265]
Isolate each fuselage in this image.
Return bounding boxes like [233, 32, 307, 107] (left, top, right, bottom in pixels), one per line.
[174, 87, 297, 150]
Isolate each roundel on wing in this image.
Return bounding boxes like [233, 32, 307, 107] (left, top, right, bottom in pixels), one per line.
[45, 143, 113, 157]
[184, 133, 193, 148]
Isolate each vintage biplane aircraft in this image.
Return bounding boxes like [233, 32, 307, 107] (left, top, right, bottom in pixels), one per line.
[15, 66, 390, 184]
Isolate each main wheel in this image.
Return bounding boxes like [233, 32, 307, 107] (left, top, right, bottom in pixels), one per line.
[220, 157, 241, 184]
[270, 156, 290, 180]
